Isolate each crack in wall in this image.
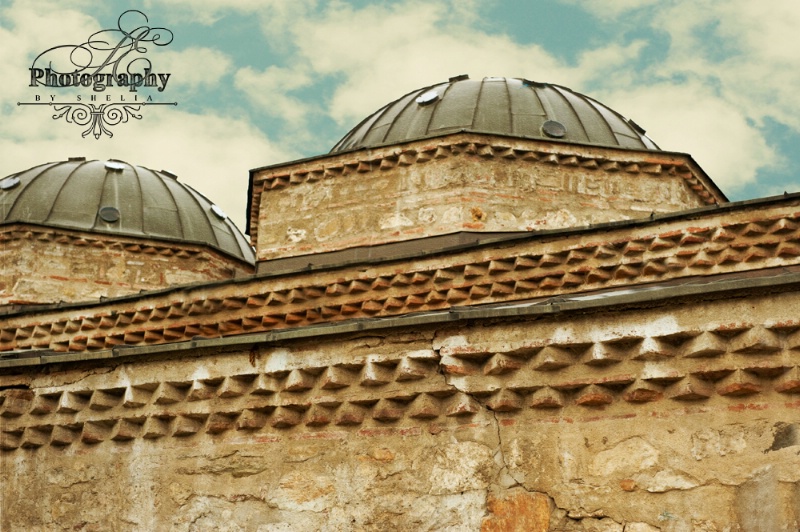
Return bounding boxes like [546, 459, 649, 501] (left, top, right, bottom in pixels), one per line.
[490, 409, 528, 491]
[434, 342, 527, 490]
[433, 339, 660, 531]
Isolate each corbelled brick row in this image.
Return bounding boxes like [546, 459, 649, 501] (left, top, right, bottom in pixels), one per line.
[1, 198, 798, 354]
[2, 288, 799, 452]
[2, 280, 800, 530]
[249, 133, 723, 261]
[0, 224, 252, 307]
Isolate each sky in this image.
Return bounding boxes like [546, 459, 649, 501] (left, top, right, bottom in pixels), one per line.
[2, 0, 799, 232]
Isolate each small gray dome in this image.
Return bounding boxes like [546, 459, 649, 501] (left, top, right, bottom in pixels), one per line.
[331, 76, 659, 153]
[0, 158, 254, 264]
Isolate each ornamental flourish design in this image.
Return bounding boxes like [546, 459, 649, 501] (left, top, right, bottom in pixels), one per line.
[19, 9, 176, 139]
[17, 101, 177, 139]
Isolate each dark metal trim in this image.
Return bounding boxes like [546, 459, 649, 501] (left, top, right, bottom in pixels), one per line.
[2, 268, 799, 371]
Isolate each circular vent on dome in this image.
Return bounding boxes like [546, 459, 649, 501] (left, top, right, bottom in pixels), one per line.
[331, 76, 660, 153]
[0, 159, 254, 265]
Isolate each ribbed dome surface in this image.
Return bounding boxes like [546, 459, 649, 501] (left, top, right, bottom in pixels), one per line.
[0, 158, 254, 264]
[331, 76, 659, 153]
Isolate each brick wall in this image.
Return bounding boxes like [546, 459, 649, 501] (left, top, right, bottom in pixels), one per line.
[2, 287, 798, 530]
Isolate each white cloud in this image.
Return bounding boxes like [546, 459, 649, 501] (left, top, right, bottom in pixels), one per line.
[560, 0, 800, 192]
[0, 1, 286, 232]
[234, 65, 314, 124]
[597, 82, 777, 193]
[572, 40, 647, 85]
[142, 0, 315, 27]
[565, 0, 658, 19]
[155, 48, 233, 90]
[650, 0, 800, 129]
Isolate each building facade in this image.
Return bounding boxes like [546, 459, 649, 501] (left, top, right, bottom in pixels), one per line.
[1, 76, 798, 531]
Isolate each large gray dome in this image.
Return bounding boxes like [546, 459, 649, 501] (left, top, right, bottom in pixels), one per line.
[331, 76, 659, 153]
[0, 158, 254, 264]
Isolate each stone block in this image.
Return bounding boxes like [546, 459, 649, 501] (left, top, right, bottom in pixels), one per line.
[0, 389, 34, 417]
[736, 466, 799, 531]
[481, 490, 551, 532]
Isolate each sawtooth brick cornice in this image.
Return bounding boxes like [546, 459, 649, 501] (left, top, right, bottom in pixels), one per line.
[1, 291, 799, 452]
[0, 199, 798, 355]
[248, 134, 723, 243]
[0, 224, 252, 265]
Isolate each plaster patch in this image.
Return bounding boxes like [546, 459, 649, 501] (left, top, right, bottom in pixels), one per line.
[270, 470, 335, 512]
[418, 208, 437, 224]
[379, 213, 413, 230]
[635, 469, 698, 493]
[428, 442, 494, 495]
[441, 206, 463, 224]
[591, 437, 659, 476]
[285, 228, 306, 243]
[263, 349, 293, 374]
[691, 426, 747, 461]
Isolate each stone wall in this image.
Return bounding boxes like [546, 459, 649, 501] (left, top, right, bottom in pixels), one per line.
[250, 133, 721, 261]
[1, 196, 795, 356]
[2, 286, 799, 530]
[0, 225, 252, 307]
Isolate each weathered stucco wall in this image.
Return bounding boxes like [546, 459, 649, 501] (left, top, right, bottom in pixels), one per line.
[250, 134, 720, 261]
[1, 194, 793, 356]
[7, 405, 796, 531]
[2, 288, 799, 530]
[0, 225, 251, 307]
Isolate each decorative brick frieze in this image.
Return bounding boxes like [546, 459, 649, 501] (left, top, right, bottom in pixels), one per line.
[250, 133, 724, 261]
[1, 200, 799, 356]
[2, 291, 800, 452]
[0, 224, 253, 307]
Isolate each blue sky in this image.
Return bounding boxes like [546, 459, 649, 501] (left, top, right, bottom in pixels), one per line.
[2, 0, 799, 230]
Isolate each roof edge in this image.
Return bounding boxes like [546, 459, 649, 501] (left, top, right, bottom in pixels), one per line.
[3, 267, 798, 371]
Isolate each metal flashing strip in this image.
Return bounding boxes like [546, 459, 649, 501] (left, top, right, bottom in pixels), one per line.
[3, 268, 800, 371]
[256, 231, 517, 274]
